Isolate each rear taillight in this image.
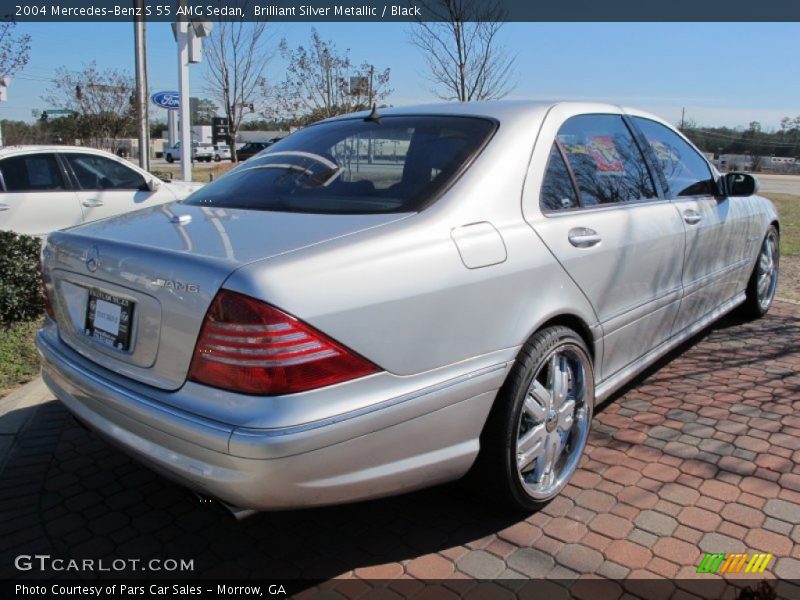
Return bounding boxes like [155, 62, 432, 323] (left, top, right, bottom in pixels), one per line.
[42, 282, 55, 320]
[188, 290, 380, 395]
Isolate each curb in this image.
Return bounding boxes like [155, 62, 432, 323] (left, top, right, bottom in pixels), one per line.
[0, 376, 50, 411]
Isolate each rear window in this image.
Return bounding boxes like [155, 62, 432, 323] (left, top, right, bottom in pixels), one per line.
[184, 116, 496, 214]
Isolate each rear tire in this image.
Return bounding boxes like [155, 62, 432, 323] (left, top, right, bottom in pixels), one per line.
[473, 326, 594, 512]
[165, 154, 174, 164]
[741, 225, 779, 319]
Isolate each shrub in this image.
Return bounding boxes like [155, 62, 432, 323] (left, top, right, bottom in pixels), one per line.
[0, 231, 44, 324]
[149, 170, 173, 181]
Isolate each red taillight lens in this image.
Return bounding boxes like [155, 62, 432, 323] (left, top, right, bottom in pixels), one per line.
[188, 290, 380, 395]
[42, 284, 55, 320]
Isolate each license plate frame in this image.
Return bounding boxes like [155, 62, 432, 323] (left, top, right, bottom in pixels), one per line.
[84, 288, 135, 351]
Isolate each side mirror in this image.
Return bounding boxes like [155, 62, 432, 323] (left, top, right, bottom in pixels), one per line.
[145, 177, 162, 192]
[723, 172, 759, 197]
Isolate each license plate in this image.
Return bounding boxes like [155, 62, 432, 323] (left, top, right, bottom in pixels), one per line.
[84, 289, 135, 351]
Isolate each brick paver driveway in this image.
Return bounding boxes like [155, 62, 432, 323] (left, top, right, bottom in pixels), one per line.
[1, 302, 799, 594]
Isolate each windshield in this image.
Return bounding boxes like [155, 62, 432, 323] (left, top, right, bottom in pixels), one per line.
[184, 115, 496, 214]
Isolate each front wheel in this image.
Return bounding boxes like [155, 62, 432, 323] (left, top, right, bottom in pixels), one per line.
[165, 154, 174, 163]
[474, 326, 594, 511]
[214, 154, 221, 162]
[741, 225, 779, 319]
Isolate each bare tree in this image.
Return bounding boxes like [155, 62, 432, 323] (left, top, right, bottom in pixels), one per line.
[204, 19, 270, 161]
[265, 28, 391, 126]
[0, 22, 31, 79]
[409, 0, 515, 102]
[43, 63, 136, 151]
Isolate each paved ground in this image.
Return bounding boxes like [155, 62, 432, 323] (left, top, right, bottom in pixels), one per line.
[1, 303, 799, 598]
[0, 379, 52, 474]
[757, 174, 800, 196]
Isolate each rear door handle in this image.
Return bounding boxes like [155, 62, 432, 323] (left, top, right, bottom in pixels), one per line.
[683, 209, 702, 225]
[82, 199, 104, 207]
[0, 203, 9, 212]
[568, 227, 602, 248]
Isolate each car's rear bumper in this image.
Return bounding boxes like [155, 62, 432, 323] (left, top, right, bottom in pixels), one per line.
[36, 327, 507, 510]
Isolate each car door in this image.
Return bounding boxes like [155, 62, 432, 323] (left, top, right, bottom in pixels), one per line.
[630, 117, 755, 333]
[62, 153, 169, 223]
[527, 112, 686, 381]
[0, 152, 82, 236]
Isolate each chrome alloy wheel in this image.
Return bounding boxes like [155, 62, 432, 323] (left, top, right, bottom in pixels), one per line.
[756, 230, 779, 311]
[515, 344, 592, 500]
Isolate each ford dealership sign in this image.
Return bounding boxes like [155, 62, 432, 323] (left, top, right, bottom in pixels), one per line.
[151, 91, 180, 110]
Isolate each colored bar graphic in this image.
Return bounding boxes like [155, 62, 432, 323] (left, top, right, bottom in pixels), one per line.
[696, 552, 772, 574]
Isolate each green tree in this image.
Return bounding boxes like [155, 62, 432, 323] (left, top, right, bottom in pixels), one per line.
[193, 98, 219, 125]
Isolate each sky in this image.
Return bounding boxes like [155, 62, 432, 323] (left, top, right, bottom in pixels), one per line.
[2, 21, 799, 129]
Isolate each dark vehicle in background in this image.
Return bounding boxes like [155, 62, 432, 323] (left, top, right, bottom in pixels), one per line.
[235, 142, 271, 162]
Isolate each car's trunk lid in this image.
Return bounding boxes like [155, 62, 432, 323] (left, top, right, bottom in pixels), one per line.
[44, 203, 408, 390]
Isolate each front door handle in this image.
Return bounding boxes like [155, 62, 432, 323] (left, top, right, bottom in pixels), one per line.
[683, 209, 702, 225]
[0, 203, 9, 212]
[82, 199, 104, 208]
[568, 227, 602, 248]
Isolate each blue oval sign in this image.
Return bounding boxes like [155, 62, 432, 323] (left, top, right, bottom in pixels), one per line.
[151, 91, 180, 110]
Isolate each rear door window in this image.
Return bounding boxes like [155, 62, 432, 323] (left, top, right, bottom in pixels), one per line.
[185, 116, 496, 214]
[632, 117, 716, 197]
[557, 115, 657, 206]
[0, 154, 67, 192]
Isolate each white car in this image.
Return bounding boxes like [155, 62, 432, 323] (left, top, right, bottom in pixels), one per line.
[164, 142, 214, 163]
[0, 146, 203, 236]
[213, 144, 231, 162]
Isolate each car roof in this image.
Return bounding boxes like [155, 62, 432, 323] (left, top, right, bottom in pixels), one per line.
[0, 145, 124, 158]
[322, 100, 666, 127]
[0, 145, 158, 177]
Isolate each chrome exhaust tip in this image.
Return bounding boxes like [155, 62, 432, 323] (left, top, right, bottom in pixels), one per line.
[220, 502, 258, 521]
[191, 491, 258, 521]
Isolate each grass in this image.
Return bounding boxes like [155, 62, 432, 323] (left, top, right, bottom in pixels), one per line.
[761, 193, 800, 256]
[0, 320, 41, 396]
[154, 162, 236, 183]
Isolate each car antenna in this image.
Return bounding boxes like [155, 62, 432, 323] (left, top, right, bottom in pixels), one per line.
[364, 103, 381, 122]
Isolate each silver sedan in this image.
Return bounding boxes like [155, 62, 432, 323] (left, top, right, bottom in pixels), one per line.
[37, 101, 779, 514]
